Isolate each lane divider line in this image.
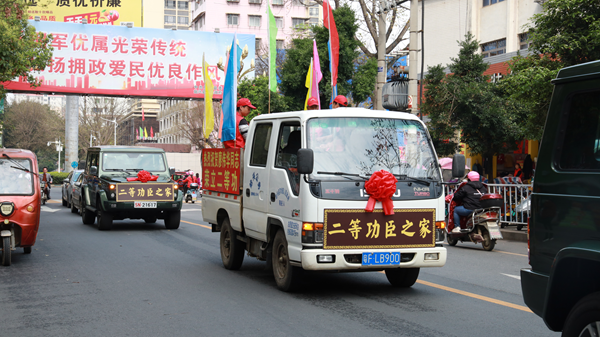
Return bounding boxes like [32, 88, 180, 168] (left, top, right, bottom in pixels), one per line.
[187, 218, 531, 312]
[442, 242, 528, 258]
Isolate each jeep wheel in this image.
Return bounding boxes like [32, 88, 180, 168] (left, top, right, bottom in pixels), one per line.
[220, 218, 244, 270]
[81, 201, 95, 225]
[97, 201, 113, 230]
[272, 229, 302, 292]
[563, 292, 600, 337]
[385, 268, 420, 287]
[164, 211, 180, 229]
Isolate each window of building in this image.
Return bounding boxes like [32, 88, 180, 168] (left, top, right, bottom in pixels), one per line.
[519, 32, 531, 50]
[292, 0, 303, 5]
[164, 15, 176, 24]
[309, 17, 318, 26]
[248, 0, 261, 3]
[276, 39, 284, 50]
[249, 15, 261, 27]
[255, 38, 261, 51]
[250, 123, 273, 167]
[309, 7, 319, 16]
[164, 9, 176, 15]
[481, 38, 506, 58]
[177, 1, 187, 9]
[164, 0, 175, 9]
[557, 90, 600, 171]
[275, 16, 283, 28]
[272, 0, 283, 5]
[483, 0, 505, 6]
[178, 16, 189, 25]
[227, 14, 239, 26]
[292, 18, 306, 27]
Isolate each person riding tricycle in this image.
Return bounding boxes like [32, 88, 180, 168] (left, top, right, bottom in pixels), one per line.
[0, 149, 42, 266]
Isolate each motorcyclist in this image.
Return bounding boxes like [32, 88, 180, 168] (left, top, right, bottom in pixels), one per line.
[40, 167, 53, 199]
[452, 171, 487, 233]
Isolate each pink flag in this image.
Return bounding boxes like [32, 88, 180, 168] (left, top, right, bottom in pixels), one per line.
[311, 40, 322, 107]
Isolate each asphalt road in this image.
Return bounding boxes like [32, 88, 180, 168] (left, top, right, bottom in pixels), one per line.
[0, 189, 559, 337]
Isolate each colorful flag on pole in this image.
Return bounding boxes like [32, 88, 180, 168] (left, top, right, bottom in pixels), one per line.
[304, 58, 314, 110]
[311, 40, 322, 108]
[135, 128, 139, 140]
[203, 52, 215, 139]
[142, 107, 145, 121]
[139, 126, 143, 139]
[144, 127, 148, 139]
[150, 126, 154, 138]
[323, 0, 339, 102]
[221, 34, 242, 143]
[267, 2, 278, 92]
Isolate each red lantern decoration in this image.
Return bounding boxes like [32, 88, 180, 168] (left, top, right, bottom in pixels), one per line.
[364, 170, 398, 215]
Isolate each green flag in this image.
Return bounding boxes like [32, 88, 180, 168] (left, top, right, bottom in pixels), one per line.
[267, 2, 278, 92]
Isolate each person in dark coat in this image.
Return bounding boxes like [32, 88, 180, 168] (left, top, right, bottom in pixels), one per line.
[452, 171, 488, 232]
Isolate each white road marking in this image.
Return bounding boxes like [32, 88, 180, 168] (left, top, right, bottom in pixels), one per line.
[41, 206, 60, 213]
[501, 273, 521, 280]
[181, 209, 202, 212]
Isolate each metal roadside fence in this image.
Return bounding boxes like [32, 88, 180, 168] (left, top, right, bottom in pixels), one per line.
[443, 183, 532, 228]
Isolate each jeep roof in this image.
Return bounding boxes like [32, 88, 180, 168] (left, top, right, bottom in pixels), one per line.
[88, 146, 166, 153]
[552, 60, 600, 84]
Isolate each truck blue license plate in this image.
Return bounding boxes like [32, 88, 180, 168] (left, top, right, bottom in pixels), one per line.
[362, 252, 401, 266]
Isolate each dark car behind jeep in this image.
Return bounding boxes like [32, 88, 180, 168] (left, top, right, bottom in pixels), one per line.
[521, 60, 600, 337]
[80, 146, 183, 230]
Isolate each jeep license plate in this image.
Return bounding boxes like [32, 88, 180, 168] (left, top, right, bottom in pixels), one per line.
[362, 252, 401, 266]
[135, 202, 157, 208]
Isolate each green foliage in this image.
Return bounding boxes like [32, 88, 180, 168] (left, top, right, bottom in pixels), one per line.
[0, 0, 53, 97]
[41, 172, 69, 184]
[422, 33, 525, 159]
[238, 76, 290, 119]
[280, 5, 361, 110]
[352, 56, 377, 105]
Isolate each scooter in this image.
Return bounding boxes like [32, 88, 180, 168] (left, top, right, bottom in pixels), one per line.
[41, 181, 49, 205]
[185, 183, 199, 203]
[446, 184, 504, 251]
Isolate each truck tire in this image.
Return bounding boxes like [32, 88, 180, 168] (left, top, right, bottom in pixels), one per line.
[385, 268, 420, 287]
[164, 211, 180, 229]
[562, 292, 600, 337]
[81, 201, 95, 225]
[220, 218, 244, 270]
[272, 229, 302, 292]
[97, 200, 113, 230]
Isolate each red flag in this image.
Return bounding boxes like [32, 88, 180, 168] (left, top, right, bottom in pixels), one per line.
[142, 107, 145, 121]
[150, 126, 154, 138]
[323, 0, 339, 87]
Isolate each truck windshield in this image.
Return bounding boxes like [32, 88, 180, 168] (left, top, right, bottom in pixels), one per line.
[0, 159, 34, 195]
[307, 118, 440, 181]
[102, 152, 166, 172]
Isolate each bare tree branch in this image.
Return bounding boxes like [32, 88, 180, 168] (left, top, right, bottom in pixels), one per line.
[385, 20, 409, 54]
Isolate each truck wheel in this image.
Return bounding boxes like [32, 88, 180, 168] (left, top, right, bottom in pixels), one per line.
[562, 292, 600, 337]
[81, 201, 95, 225]
[164, 211, 180, 229]
[97, 201, 113, 230]
[481, 229, 496, 251]
[272, 229, 302, 291]
[385, 268, 419, 287]
[2, 237, 11, 267]
[447, 234, 458, 246]
[220, 218, 244, 270]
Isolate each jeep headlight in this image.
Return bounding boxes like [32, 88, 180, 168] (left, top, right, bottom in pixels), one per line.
[0, 202, 15, 216]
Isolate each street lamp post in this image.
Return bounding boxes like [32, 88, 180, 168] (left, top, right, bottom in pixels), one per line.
[100, 117, 118, 145]
[90, 133, 97, 147]
[47, 139, 63, 172]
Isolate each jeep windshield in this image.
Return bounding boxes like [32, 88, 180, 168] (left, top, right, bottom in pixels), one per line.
[0, 159, 34, 195]
[102, 152, 166, 173]
[307, 118, 441, 182]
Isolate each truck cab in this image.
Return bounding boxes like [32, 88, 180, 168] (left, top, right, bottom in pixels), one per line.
[203, 108, 447, 291]
[521, 60, 600, 336]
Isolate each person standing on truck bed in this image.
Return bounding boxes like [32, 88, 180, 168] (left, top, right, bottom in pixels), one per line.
[224, 98, 256, 149]
[332, 95, 348, 109]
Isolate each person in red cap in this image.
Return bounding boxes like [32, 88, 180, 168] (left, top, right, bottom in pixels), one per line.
[307, 97, 319, 110]
[224, 98, 256, 149]
[332, 95, 348, 109]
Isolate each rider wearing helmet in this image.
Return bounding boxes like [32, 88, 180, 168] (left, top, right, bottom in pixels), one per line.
[452, 171, 487, 233]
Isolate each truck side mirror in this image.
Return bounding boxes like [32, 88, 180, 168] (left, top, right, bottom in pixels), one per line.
[297, 149, 314, 174]
[169, 167, 175, 176]
[90, 166, 98, 176]
[452, 154, 465, 178]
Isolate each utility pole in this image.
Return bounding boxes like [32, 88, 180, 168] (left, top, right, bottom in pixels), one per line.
[375, 5, 387, 110]
[100, 117, 118, 146]
[408, 0, 419, 114]
[47, 139, 63, 172]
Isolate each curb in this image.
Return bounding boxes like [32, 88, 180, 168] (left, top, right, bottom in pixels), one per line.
[500, 228, 528, 242]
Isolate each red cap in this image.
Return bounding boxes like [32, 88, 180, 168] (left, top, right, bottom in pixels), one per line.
[333, 95, 348, 106]
[237, 98, 256, 109]
[307, 97, 319, 107]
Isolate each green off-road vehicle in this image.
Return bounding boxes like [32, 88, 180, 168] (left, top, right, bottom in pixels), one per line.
[521, 60, 600, 337]
[80, 146, 183, 230]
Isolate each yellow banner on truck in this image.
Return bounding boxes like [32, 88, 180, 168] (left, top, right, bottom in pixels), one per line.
[26, 0, 141, 26]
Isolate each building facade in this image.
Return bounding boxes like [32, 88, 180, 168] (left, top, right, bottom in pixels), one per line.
[156, 100, 193, 145]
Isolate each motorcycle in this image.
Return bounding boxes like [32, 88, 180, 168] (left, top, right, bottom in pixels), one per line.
[40, 181, 49, 205]
[446, 182, 504, 251]
[0, 149, 42, 266]
[185, 183, 199, 203]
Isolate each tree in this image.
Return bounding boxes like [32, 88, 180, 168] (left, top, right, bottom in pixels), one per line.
[3, 100, 64, 170]
[79, 97, 130, 156]
[0, 0, 53, 97]
[422, 33, 525, 167]
[499, 0, 600, 140]
[177, 100, 223, 149]
[238, 75, 290, 117]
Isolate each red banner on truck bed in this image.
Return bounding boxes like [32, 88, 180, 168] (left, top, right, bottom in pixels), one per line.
[202, 148, 242, 194]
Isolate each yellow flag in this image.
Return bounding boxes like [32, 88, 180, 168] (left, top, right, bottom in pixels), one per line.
[144, 127, 148, 138]
[304, 58, 313, 110]
[203, 53, 215, 139]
